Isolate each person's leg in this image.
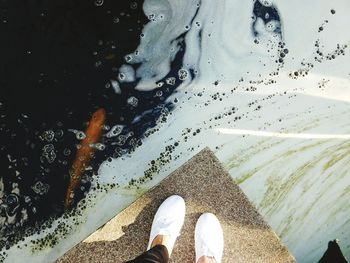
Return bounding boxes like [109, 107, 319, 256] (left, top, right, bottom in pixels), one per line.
[195, 213, 224, 263]
[196, 256, 217, 263]
[125, 244, 169, 263]
[125, 195, 186, 263]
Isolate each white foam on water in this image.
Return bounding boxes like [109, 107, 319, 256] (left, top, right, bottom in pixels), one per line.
[110, 79, 121, 94]
[4, 0, 350, 262]
[0, 178, 4, 199]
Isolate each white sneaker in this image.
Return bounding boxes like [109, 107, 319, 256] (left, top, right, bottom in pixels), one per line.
[147, 195, 186, 253]
[195, 213, 224, 263]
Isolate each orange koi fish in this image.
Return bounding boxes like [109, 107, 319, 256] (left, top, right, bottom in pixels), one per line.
[64, 108, 106, 209]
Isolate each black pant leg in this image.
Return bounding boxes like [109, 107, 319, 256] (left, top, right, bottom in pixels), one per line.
[125, 245, 169, 263]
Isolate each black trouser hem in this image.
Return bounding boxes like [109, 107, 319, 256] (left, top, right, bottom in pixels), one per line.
[125, 245, 169, 263]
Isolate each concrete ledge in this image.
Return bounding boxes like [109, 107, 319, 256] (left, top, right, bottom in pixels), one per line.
[57, 147, 296, 263]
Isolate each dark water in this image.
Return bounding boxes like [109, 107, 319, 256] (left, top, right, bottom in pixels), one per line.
[0, 0, 282, 251]
[0, 0, 179, 245]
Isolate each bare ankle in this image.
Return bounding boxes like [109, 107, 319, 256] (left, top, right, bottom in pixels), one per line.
[197, 256, 217, 263]
[151, 235, 171, 254]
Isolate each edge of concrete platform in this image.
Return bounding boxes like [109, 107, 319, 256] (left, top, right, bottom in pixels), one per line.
[57, 147, 296, 263]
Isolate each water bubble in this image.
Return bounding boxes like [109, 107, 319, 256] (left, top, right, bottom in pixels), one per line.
[113, 147, 128, 158]
[115, 135, 127, 146]
[106, 125, 124, 138]
[6, 194, 19, 206]
[55, 129, 64, 138]
[130, 2, 137, 9]
[43, 144, 54, 153]
[161, 107, 169, 115]
[127, 96, 139, 107]
[113, 17, 120, 23]
[41, 130, 55, 142]
[46, 152, 56, 163]
[94, 0, 104, 6]
[76, 131, 85, 140]
[156, 82, 164, 88]
[265, 20, 280, 32]
[166, 77, 176, 85]
[148, 14, 155, 20]
[42, 144, 56, 163]
[6, 193, 19, 216]
[24, 196, 31, 203]
[259, 0, 273, 6]
[31, 181, 49, 195]
[129, 138, 137, 147]
[95, 60, 102, 67]
[156, 90, 163, 97]
[63, 148, 71, 156]
[68, 129, 86, 140]
[125, 54, 133, 62]
[111, 79, 121, 94]
[92, 143, 105, 151]
[178, 69, 189, 80]
[118, 72, 126, 81]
